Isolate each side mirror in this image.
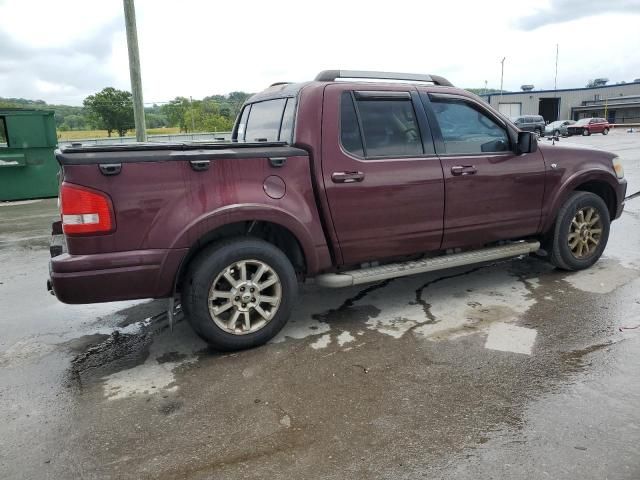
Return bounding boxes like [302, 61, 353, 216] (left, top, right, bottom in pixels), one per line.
[517, 131, 537, 154]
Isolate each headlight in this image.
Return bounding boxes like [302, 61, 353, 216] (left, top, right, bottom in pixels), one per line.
[612, 156, 625, 179]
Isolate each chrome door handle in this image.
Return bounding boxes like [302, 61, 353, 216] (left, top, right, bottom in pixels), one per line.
[451, 165, 477, 176]
[331, 171, 365, 183]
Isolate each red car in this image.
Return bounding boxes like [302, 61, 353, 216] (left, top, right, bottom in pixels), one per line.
[567, 117, 610, 136]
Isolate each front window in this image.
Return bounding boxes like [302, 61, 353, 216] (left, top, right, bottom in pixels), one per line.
[431, 98, 510, 154]
[575, 118, 590, 125]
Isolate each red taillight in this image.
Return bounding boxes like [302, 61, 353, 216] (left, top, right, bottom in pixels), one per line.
[60, 183, 114, 235]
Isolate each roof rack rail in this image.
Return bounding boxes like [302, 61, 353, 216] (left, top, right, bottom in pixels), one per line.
[269, 82, 291, 87]
[314, 70, 453, 87]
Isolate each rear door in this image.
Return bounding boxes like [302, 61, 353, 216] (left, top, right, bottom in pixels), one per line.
[422, 92, 546, 249]
[320, 84, 444, 265]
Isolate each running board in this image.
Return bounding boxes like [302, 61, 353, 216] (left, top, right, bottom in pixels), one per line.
[316, 241, 540, 288]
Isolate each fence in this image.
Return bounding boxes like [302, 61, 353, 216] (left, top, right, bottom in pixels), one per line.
[57, 131, 233, 148]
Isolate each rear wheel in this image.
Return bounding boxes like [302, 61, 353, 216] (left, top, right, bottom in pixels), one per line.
[553, 129, 560, 137]
[182, 238, 298, 351]
[549, 192, 610, 271]
[603, 128, 609, 135]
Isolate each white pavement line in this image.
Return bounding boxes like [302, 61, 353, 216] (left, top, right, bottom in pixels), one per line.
[0, 199, 43, 207]
[484, 322, 537, 355]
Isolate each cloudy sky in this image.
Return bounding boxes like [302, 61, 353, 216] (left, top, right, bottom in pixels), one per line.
[1, 0, 639, 105]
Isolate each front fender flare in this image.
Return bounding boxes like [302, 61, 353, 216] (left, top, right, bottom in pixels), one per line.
[541, 169, 620, 233]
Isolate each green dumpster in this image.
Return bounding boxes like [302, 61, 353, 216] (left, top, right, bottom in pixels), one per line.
[0, 109, 59, 201]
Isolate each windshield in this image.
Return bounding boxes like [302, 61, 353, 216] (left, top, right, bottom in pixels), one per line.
[547, 121, 562, 128]
[575, 118, 591, 125]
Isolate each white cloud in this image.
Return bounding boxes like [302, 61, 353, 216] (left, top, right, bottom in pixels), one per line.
[1, 0, 639, 105]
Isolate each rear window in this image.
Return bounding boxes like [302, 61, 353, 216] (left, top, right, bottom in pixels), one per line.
[235, 98, 295, 143]
[340, 91, 423, 158]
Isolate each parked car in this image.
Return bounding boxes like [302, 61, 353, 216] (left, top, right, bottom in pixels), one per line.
[567, 118, 610, 136]
[511, 115, 546, 137]
[545, 120, 575, 137]
[48, 69, 627, 351]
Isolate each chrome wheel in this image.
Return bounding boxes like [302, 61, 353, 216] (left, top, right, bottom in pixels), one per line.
[208, 259, 282, 335]
[568, 207, 602, 259]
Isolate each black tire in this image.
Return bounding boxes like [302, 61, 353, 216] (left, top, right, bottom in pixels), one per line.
[549, 192, 610, 271]
[182, 238, 298, 351]
[582, 129, 591, 136]
[603, 128, 609, 135]
[553, 129, 560, 137]
[535, 128, 542, 138]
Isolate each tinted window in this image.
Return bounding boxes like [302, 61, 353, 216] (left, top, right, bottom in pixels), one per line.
[356, 96, 422, 157]
[340, 92, 364, 157]
[278, 98, 295, 143]
[431, 99, 510, 154]
[0, 117, 7, 147]
[244, 99, 287, 142]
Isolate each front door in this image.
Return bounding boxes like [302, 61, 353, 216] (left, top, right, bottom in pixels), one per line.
[321, 84, 445, 265]
[424, 93, 546, 249]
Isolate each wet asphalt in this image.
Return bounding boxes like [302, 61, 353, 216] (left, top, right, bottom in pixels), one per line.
[1, 131, 639, 479]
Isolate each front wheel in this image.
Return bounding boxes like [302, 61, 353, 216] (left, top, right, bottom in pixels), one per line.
[603, 128, 609, 135]
[553, 129, 560, 137]
[582, 129, 591, 136]
[548, 192, 610, 271]
[182, 238, 298, 351]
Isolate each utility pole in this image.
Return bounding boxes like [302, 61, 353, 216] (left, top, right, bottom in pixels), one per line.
[123, 0, 147, 142]
[190, 96, 196, 133]
[554, 44, 560, 120]
[499, 57, 506, 110]
[554, 44, 559, 92]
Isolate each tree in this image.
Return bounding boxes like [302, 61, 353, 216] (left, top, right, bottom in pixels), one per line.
[586, 78, 608, 88]
[83, 87, 135, 137]
[160, 97, 191, 132]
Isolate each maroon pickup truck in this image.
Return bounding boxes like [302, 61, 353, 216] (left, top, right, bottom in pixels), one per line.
[49, 70, 627, 351]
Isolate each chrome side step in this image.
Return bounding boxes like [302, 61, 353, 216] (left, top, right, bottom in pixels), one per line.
[315, 241, 540, 288]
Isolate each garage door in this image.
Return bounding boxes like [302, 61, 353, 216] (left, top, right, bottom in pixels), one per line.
[498, 103, 521, 118]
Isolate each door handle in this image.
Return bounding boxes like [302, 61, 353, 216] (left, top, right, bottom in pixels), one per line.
[451, 165, 477, 176]
[331, 171, 365, 183]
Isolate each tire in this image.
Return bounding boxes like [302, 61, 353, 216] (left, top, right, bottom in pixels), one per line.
[549, 191, 610, 271]
[535, 128, 542, 138]
[603, 128, 609, 135]
[553, 129, 560, 137]
[582, 129, 591, 136]
[182, 238, 298, 351]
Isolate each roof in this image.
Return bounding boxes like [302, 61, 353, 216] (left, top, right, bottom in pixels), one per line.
[0, 108, 55, 116]
[245, 82, 311, 103]
[481, 81, 640, 98]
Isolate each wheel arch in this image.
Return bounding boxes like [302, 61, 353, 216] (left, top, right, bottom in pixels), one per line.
[542, 172, 618, 234]
[160, 204, 327, 298]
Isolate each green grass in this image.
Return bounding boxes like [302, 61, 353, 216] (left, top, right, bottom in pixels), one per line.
[57, 127, 182, 140]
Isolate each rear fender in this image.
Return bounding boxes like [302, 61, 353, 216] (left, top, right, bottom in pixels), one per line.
[167, 203, 329, 275]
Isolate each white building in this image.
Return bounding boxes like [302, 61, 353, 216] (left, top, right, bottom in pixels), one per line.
[481, 81, 640, 124]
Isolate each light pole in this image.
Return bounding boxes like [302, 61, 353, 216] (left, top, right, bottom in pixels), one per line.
[499, 57, 506, 111]
[123, 0, 147, 142]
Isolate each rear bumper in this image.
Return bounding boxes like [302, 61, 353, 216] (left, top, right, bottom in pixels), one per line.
[48, 237, 187, 304]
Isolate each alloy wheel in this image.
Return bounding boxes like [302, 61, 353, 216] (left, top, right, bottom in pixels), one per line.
[207, 259, 282, 335]
[567, 207, 602, 259]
